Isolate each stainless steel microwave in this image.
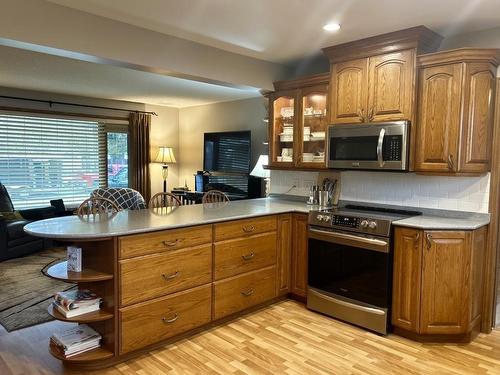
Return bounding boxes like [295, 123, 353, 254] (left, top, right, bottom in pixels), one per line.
[327, 121, 410, 171]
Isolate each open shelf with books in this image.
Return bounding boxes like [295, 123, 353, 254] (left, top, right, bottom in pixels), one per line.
[45, 261, 113, 282]
[49, 342, 114, 362]
[44, 239, 117, 365]
[47, 303, 114, 323]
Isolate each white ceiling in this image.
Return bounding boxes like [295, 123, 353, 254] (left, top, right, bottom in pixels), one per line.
[0, 45, 261, 108]
[47, 0, 500, 63]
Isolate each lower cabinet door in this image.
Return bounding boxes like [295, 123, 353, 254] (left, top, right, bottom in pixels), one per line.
[213, 266, 276, 320]
[392, 227, 422, 332]
[291, 214, 308, 297]
[119, 284, 212, 354]
[420, 231, 470, 334]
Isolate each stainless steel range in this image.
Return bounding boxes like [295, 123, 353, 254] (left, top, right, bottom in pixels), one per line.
[307, 205, 420, 335]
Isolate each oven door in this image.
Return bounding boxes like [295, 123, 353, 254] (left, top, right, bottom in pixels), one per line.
[327, 121, 409, 170]
[308, 227, 392, 308]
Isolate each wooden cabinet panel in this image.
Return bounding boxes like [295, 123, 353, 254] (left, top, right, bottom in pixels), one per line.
[214, 215, 277, 242]
[213, 266, 276, 320]
[291, 213, 308, 297]
[214, 232, 276, 280]
[119, 284, 211, 354]
[277, 214, 292, 295]
[392, 227, 422, 332]
[471, 227, 487, 324]
[459, 63, 496, 173]
[119, 245, 212, 306]
[368, 50, 414, 122]
[420, 231, 470, 334]
[118, 225, 212, 259]
[415, 64, 463, 172]
[330, 58, 368, 123]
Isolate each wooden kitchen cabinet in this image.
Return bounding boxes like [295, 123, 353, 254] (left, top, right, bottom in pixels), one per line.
[415, 49, 499, 174]
[277, 214, 292, 296]
[268, 73, 329, 169]
[392, 226, 487, 341]
[291, 213, 308, 298]
[329, 50, 415, 124]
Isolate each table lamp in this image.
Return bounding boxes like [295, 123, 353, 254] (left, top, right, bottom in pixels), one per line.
[250, 154, 270, 196]
[154, 146, 176, 193]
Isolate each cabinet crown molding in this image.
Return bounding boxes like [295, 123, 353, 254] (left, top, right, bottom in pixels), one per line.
[322, 25, 443, 63]
[272, 72, 329, 91]
[417, 48, 500, 67]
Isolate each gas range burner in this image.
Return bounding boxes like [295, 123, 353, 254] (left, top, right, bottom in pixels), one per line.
[309, 204, 421, 237]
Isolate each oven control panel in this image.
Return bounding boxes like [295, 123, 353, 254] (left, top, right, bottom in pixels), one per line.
[332, 215, 360, 229]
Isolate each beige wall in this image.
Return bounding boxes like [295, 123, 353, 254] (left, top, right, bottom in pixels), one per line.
[178, 97, 267, 190]
[146, 104, 180, 196]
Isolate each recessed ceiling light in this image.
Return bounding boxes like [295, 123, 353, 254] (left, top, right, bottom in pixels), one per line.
[323, 23, 341, 32]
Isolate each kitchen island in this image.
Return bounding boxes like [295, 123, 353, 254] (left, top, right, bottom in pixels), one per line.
[24, 197, 490, 368]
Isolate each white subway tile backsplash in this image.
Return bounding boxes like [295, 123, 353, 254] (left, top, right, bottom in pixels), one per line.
[269, 170, 490, 213]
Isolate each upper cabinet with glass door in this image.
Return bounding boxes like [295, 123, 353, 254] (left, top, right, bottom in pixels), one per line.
[269, 90, 297, 167]
[297, 85, 328, 168]
[268, 73, 330, 170]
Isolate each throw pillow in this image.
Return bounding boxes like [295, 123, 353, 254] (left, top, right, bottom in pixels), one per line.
[0, 211, 25, 221]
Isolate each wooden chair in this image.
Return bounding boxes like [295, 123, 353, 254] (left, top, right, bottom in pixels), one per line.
[149, 192, 182, 209]
[202, 190, 229, 204]
[77, 197, 120, 220]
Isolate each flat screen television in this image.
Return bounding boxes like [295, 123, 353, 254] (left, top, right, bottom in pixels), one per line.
[203, 131, 251, 174]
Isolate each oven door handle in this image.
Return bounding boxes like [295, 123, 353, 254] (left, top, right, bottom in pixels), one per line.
[377, 128, 386, 167]
[309, 228, 389, 253]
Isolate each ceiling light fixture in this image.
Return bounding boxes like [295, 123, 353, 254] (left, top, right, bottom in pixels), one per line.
[323, 23, 341, 32]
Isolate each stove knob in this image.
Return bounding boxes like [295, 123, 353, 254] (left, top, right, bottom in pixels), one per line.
[368, 221, 378, 229]
[322, 215, 330, 222]
[360, 220, 369, 228]
[316, 214, 325, 222]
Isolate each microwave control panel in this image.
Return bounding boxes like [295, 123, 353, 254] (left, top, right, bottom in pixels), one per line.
[383, 135, 402, 161]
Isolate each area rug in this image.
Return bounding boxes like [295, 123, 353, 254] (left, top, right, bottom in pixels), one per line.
[0, 247, 75, 332]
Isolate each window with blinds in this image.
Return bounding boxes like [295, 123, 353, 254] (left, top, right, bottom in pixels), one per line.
[0, 114, 107, 209]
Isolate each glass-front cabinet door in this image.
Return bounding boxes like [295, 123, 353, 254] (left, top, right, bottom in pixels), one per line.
[297, 85, 328, 168]
[269, 90, 297, 167]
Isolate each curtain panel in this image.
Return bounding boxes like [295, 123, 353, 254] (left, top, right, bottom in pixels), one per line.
[129, 113, 151, 203]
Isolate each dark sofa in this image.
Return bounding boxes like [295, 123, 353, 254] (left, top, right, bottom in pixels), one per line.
[0, 183, 70, 261]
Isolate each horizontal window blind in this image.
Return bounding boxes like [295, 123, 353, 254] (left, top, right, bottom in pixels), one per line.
[0, 114, 106, 209]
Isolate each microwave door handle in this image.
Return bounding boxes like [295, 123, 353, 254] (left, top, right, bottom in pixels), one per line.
[377, 128, 386, 167]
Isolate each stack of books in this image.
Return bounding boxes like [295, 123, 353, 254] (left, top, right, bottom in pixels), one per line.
[50, 325, 101, 358]
[52, 289, 102, 318]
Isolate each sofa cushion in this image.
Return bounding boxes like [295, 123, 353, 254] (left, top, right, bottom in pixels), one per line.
[0, 183, 14, 212]
[8, 234, 41, 248]
[6, 220, 30, 240]
[0, 210, 24, 221]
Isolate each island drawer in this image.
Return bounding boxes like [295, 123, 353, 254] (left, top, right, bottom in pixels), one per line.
[214, 215, 277, 242]
[119, 244, 212, 306]
[119, 284, 212, 354]
[214, 232, 277, 280]
[118, 224, 212, 259]
[213, 266, 276, 320]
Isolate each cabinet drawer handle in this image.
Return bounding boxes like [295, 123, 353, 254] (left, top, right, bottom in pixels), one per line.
[447, 154, 455, 171]
[162, 313, 179, 324]
[241, 289, 254, 297]
[162, 239, 181, 247]
[242, 225, 255, 233]
[368, 108, 374, 122]
[357, 108, 365, 122]
[242, 252, 255, 261]
[425, 233, 432, 249]
[162, 271, 181, 280]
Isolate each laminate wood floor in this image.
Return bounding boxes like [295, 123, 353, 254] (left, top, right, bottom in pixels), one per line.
[2, 300, 500, 375]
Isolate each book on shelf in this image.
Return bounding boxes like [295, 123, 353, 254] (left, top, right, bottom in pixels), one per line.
[67, 246, 82, 272]
[52, 289, 102, 318]
[50, 324, 101, 358]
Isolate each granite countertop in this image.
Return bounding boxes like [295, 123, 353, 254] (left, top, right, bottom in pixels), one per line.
[24, 198, 314, 240]
[24, 197, 490, 240]
[393, 213, 490, 230]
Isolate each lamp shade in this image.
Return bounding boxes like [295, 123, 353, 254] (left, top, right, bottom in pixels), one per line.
[250, 155, 270, 178]
[154, 146, 176, 164]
